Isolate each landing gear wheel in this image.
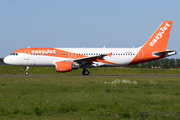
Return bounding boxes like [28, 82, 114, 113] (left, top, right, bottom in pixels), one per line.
[25, 71, 29, 75]
[82, 70, 89, 75]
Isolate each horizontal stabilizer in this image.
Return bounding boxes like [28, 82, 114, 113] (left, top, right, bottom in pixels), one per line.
[153, 50, 176, 57]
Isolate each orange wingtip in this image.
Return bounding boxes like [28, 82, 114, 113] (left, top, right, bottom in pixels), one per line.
[107, 52, 113, 57]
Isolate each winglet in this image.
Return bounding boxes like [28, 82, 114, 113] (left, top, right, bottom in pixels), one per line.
[107, 52, 113, 57]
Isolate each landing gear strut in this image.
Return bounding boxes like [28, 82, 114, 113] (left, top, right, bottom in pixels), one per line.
[25, 66, 29, 75]
[82, 69, 89, 75]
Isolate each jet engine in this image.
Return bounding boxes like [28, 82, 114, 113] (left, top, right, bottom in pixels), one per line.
[55, 62, 79, 72]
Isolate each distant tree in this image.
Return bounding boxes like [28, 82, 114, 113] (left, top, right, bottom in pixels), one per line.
[147, 61, 152, 68]
[124, 58, 178, 69]
[158, 59, 162, 66]
[176, 59, 180, 68]
[152, 60, 157, 66]
[0, 58, 3, 62]
[129, 65, 135, 68]
[134, 64, 139, 68]
[162, 58, 169, 69]
[138, 63, 143, 68]
[169, 58, 175, 68]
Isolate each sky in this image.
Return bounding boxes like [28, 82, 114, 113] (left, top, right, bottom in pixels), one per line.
[0, 0, 180, 58]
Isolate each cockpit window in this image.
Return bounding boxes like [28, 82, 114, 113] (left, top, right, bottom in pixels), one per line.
[10, 53, 18, 56]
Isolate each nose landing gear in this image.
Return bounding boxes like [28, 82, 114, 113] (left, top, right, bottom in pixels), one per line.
[25, 66, 29, 75]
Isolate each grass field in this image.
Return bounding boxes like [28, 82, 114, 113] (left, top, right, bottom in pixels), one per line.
[0, 65, 180, 75]
[0, 76, 180, 119]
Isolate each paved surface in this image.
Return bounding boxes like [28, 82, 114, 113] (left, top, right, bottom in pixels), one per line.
[0, 63, 8, 65]
[0, 75, 180, 77]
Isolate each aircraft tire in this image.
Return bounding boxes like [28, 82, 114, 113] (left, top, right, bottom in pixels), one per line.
[82, 70, 89, 75]
[25, 71, 29, 75]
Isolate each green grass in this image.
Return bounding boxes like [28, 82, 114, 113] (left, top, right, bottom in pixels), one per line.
[0, 76, 180, 119]
[0, 65, 180, 75]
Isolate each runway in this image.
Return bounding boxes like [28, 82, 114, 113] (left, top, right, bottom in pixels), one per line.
[0, 63, 7, 65]
[0, 75, 180, 77]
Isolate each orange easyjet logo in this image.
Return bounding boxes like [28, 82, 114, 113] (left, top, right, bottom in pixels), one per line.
[149, 22, 170, 47]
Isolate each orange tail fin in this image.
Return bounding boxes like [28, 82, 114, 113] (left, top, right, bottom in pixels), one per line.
[129, 21, 173, 65]
[142, 21, 173, 51]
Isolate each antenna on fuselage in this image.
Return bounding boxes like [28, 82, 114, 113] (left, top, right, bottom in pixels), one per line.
[28, 46, 30, 48]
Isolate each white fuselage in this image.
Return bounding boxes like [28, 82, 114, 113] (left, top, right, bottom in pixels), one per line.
[4, 47, 141, 67]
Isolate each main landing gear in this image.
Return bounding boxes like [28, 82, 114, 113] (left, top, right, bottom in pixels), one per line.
[82, 69, 89, 75]
[25, 66, 29, 75]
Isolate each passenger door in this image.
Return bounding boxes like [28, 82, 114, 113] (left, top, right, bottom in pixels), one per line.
[24, 50, 30, 60]
[138, 49, 143, 60]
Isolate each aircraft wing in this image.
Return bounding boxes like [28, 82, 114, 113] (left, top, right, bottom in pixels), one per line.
[73, 52, 112, 64]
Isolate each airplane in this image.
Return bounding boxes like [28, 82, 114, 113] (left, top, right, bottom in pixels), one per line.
[3, 21, 176, 75]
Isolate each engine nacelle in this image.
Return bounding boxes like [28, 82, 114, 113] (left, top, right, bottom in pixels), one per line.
[55, 62, 79, 72]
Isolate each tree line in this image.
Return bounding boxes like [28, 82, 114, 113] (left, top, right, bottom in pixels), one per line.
[129, 58, 180, 69]
[0, 58, 3, 62]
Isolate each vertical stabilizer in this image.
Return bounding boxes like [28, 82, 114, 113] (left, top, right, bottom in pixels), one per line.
[142, 21, 173, 51]
[129, 21, 173, 65]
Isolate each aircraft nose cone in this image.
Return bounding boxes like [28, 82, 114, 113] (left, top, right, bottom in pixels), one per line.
[3, 57, 7, 64]
[3, 57, 10, 64]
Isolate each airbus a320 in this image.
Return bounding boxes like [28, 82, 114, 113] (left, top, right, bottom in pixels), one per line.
[4, 21, 176, 75]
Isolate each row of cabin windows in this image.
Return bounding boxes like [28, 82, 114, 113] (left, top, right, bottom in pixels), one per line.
[10, 53, 136, 56]
[29, 53, 136, 56]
